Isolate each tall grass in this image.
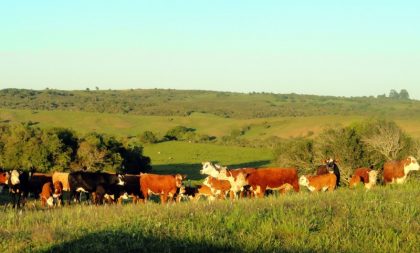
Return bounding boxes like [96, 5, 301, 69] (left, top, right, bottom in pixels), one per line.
[1, 180, 419, 253]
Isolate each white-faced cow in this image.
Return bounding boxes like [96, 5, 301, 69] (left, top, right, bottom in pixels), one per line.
[349, 167, 378, 190]
[383, 156, 419, 184]
[299, 173, 337, 192]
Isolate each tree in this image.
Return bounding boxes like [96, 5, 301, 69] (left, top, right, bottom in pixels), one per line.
[399, 89, 410, 100]
[139, 131, 158, 144]
[389, 89, 399, 99]
[361, 120, 405, 160]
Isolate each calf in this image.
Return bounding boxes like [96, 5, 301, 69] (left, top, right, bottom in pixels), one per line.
[177, 185, 215, 202]
[349, 167, 378, 189]
[203, 176, 231, 200]
[246, 168, 300, 197]
[383, 156, 419, 184]
[40, 182, 54, 207]
[299, 173, 337, 192]
[140, 173, 185, 204]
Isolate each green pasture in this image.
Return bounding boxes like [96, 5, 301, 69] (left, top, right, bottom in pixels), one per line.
[1, 108, 420, 139]
[0, 179, 419, 253]
[143, 141, 273, 181]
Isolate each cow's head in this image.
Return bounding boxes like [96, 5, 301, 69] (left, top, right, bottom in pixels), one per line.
[404, 156, 419, 173]
[325, 158, 338, 168]
[366, 170, 378, 188]
[200, 162, 219, 177]
[10, 170, 20, 185]
[174, 174, 185, 188]
[53, 181, 63, 198]
[298, 175, 309, 187]
[0, 171, 9, 185]
[117, 174, 125, 186]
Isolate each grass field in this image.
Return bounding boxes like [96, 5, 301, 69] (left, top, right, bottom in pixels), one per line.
[0, 179, 419, 253]
[2, 108, 420, 139]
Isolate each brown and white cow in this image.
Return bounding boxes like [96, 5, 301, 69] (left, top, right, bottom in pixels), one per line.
[200, 162, 253, 199]
[140, 173, 185, 204]
[245, 168, 300, 197]
[177, 185, 215, 202]
[40, 182, 54, 207]
[383, 156, 419, 184]
[299, 173, 337, 192]
[203, 176, 231, 200]
[349, 167, 378, 189]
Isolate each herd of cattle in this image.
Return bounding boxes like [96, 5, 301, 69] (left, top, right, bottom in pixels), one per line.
[0, 156, 418, 208]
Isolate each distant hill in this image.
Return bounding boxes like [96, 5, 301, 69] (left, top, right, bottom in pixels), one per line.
[1, 88, 419, 119]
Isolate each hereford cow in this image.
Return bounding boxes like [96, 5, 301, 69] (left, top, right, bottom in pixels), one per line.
[245, 168, 299, 197]
[140, 173, 185, 204]
[177, 185, 215, 202]
[317, 159, 341, 187]
[203, 176, 231, 200]
[383, 156, 419, 184]
[299, 173, 337, 192]
[200, 162, 253, 199]
[349, 167, 378, 189]
[40, 182, 54, 207]
[68, 171, 125, 204]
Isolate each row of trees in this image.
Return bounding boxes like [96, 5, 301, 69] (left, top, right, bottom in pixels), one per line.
[273, 119, 420, 184]
[0, 123, 151, 173]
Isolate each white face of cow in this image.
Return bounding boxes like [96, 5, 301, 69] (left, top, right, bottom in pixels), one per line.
[298, 176, 309, 187]
[10, 170, 20, 185]
[200, 162, 219, 177]
[46, 197, 54, 207]
[368, 170, 378, 185]
[117, 174, 125, 186]
[405, 156, 420, 173]
[175, 174, 184, 188]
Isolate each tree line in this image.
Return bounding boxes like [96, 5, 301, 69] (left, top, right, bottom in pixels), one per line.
[0, 123, 151, 173]
[0, 88, 417, 119]
[272, 119, 420, 184]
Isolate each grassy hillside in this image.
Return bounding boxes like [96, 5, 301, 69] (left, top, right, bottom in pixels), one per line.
[1, 88, 420, 119]
[2, 109, 420, 139]
[1, 180, 419, 253]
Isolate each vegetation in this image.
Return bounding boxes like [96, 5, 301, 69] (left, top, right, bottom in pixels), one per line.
[1, 179, 419, 253]
[0, 123, 151, 173]
[1, 88, 419, 119]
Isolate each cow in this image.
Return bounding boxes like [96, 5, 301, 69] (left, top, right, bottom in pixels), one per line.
[53, 181, 64, 206]
[317, 159, 341, 187]
[120, 174, 143, 204]
[383, 156, 419, 184]
[200, 162, 254, 199]
[6, 170, 30, 208]
[349, 167, 378, 189]
[28, 173, 53, 198]
[299, 173, 337, 192]
[68, 171, 125, 205]
[40, 182, 55, 207]
[203, 176, 231, 200]
[245, 168, 299, 197]
[177, 185, 215, 202]
[139, 173, 185, 204]
[52, 172, 70, 204]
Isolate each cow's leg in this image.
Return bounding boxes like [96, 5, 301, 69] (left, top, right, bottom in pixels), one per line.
[229, 191, 235, 201]
[160, 194, 168, 204]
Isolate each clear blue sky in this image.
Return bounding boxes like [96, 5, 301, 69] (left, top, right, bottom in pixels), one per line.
[1, 1, 419, 99]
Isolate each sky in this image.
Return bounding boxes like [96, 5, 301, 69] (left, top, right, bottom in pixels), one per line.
[1, 1, 419, 99]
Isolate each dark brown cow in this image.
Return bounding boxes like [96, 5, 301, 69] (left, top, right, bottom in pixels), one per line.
[246, 168, 299, 197]
[140, 173, 185, 204]
[383, 156, 419, 184]
[121, 174, 143, 204]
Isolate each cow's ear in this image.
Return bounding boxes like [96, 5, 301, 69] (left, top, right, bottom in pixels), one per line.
[334, 159, 339, 164]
